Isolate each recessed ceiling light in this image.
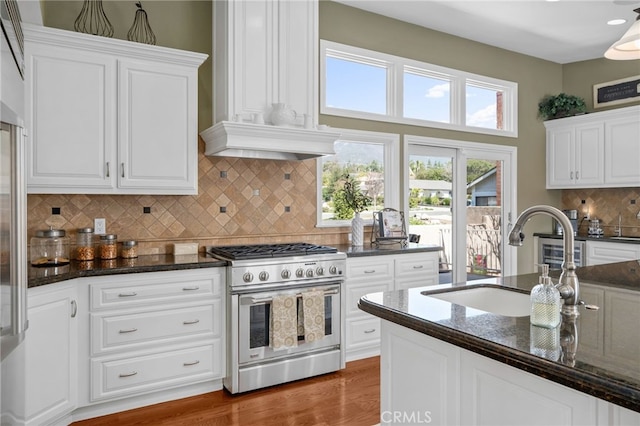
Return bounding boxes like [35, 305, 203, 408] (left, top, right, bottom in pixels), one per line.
[608, 18, 627, 26]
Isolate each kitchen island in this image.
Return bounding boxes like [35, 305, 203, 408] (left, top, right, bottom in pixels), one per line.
[359, 260, 640, 425]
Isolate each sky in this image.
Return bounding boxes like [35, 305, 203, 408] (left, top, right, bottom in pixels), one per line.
[326, 56, 499, 129]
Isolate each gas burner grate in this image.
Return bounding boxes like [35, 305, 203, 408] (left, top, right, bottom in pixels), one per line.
[208, 243, 337, 260]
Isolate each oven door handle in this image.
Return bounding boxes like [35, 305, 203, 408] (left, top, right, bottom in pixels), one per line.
[249, 288, 339, 305]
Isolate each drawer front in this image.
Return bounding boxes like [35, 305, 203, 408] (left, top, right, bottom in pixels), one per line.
[347, 258, 394, 281]
[91, 302, 220, 354]
[90, 269, 222, 310]
[395, 253, 438, 279]
[395, 276, 439, 291]
[346, 281, 390, 317]
[91, 342, 221, 402]
[347, 316, 381, 348]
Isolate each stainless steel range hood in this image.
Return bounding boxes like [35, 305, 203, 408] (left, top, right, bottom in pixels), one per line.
[201, 121, 340, 161]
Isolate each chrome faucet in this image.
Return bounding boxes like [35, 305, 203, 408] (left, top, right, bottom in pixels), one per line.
[614, 213, 622, 237]
[508, 205, 581, 317]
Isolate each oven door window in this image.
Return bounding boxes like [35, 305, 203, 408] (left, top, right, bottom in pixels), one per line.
[249, 296, 332, 349]
[238, 284, 342, 364]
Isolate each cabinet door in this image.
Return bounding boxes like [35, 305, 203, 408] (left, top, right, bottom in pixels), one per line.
[26, 44, 115, 192]
[24, 284, 78, 425]
[546, 127, 575, 188]
[605, 116, 640, 186]
[586, 241, 640, 266]
[574, 123, 604, 186]
[117, 59, 198, 194]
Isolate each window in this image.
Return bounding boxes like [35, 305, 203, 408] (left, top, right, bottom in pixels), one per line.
[317, 129, 399, 227]
[321, 41, 518, 137]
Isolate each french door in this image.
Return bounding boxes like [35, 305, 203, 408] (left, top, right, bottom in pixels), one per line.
[404, 136, 517, 284]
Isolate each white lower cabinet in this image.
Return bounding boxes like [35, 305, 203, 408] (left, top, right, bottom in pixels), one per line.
[381, 320, 640, 426]
[1, 280, 78, 426]
[345, 252, 439, 361]
[586, 240, 640, 266]
[83, 269, 225, 408]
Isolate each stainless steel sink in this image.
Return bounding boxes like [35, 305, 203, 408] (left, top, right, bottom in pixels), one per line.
[610, 236, 640, 242]
[421, 285, 530, 317]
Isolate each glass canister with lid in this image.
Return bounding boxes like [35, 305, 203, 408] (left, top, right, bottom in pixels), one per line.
[30, 228, 70, 266]
[99, 234, 118, 259]
[120, 240, 138, 259]
[75, 227, 95, 261]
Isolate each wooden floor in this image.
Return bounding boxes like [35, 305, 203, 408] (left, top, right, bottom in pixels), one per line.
[73, 357, 380, 426]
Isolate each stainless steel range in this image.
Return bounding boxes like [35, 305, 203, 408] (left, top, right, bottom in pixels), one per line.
[207, 243, 346, 394]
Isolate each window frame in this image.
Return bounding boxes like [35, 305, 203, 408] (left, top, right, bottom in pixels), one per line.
[316, 128, 399, 228]
[321, 40, 518, 138]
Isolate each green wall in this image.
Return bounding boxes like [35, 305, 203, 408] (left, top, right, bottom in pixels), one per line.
[41, 0, 638, 273]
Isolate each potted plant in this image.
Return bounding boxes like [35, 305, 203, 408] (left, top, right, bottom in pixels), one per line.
[334, 174, 372, 246]
[538, 93, 587, 120]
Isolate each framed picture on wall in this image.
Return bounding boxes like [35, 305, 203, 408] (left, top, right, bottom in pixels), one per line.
[593, 75, 640, 108]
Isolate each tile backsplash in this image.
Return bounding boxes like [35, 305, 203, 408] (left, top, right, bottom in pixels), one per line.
[27, 139, 350, 254]
[562, 187, 640, 237]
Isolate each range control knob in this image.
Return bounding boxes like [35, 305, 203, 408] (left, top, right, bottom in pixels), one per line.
[281, 269, 291, 279]
[243, 272, 254, 283]
[316, 266, 325, 276]
[329, 265, 337, 275]
[258, 271, 269, 281]
[296, 268, 305, 278]
[306, 268, 314, 278]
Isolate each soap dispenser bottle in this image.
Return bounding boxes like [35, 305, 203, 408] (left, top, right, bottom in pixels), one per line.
[530, 264, 561, 328]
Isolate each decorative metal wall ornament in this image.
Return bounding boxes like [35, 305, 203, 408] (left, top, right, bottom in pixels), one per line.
[127, 2, 156, 45]
[74, 0, 114, 38]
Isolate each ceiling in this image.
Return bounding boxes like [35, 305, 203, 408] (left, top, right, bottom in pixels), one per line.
[334, 0, 640, 64]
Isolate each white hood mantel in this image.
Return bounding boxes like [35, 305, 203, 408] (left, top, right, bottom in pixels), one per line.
[201, 121, 341, 161]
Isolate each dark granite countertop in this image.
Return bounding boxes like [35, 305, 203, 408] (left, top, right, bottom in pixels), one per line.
[535, 232, 640, 244]
[359, 260, 640, 412]
[28, 254, 227, 288]
[335, 242, 442, 257]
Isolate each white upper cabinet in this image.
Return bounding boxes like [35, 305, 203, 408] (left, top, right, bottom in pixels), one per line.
[213, 0, 317, 123]
[24, 24, 207, 195]
[545, 105, 640, 189]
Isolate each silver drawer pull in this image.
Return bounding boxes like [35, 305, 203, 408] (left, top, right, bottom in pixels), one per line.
[119, 371, 138, 378]
[118, 292, 137, 297]
[364, 269, 376, 274]
[182, 286, 200, 291]
[183, 319, 200, 325]
[364, 329, 376, 334]
[119, 328, 138, 334]
[183, 360, 200, 366]
[250, 354, 260, 358]
[412, 265, 424, 269]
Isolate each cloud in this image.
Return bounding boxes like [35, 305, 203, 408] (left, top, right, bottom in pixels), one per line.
[467, 104, 496, 127]
[424, 83, 450, 99]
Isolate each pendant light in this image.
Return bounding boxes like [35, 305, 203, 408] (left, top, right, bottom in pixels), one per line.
[605, 8, 640, 60]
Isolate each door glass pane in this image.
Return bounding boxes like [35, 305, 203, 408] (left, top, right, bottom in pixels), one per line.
[466, 83, 503, 130]
[407, 153, 454, 284]
[404, 70, 450, 123]
[466, 158, 502, 278]
[325, 56, 387, 114]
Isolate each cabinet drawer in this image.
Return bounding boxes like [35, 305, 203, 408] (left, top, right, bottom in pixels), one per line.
[347, 258, 394, 281]
[395, 253, 438, 278]
[347, 316, 381, 348]
[346, 282, 391, 317]
[91, 342, 221, 402]
[90, 269, 222, 310]
[91, 302, 220, 354]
